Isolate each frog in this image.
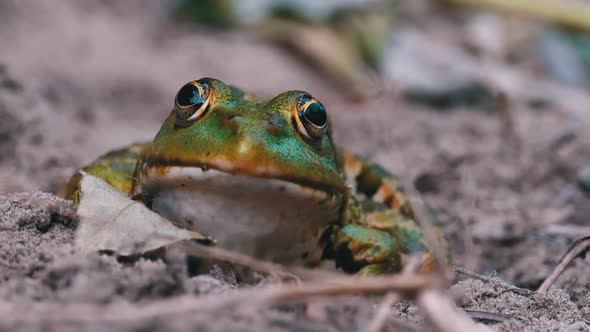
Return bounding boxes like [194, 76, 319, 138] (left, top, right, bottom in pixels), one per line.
[62, 77, 447, 275]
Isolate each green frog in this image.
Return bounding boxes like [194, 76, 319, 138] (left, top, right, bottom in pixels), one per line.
[62, 77, 447, 275]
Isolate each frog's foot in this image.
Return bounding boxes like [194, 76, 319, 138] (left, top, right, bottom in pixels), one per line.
[330, 215, 444, 275]
[363, 209, 447, 274]
[329, 224, 401, 275]
[355, 254, 437, 276]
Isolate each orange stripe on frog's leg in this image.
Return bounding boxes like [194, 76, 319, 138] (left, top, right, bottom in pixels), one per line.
[341, 150, 413, 216]
[373, 179, 410, 212]
[341, 150, 364, 184]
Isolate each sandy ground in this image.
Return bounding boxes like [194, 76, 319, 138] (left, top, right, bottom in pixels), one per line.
[2, 1, 590, 331]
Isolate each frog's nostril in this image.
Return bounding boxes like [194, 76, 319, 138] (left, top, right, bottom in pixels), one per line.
[267, 121, 281, 137]
[222, 115, 238, 127]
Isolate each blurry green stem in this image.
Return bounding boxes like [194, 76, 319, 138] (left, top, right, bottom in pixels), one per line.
[447, 0, 590, 31]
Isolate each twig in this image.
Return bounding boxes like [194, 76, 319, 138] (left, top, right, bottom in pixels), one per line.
[364, 255, 423, 332]
[454, 266, 535, 297]
[446, 0, 590, 31]
[537, 235, 590, 293]
[464, 309, 510, 323]
[497, 91, 520, 151]
[545, 224, 590, 238]
[364, 293, 400, 332]
[418, 290, 494, 332]
[176, 241, 344, 281]
[402, 180, 451, 279]
[0, 273, 437, 324]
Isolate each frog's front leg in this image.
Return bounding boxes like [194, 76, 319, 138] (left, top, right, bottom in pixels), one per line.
[331, 222, 402, 275]
[60, 143, 148, 203]
[332, 208, 440, 275]
[328, 151, 447, 275]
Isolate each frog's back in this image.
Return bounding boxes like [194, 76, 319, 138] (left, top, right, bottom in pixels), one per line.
[60, 143, 146, 203]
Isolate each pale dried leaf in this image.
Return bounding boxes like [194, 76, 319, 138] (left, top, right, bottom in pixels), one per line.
[75, 171, 208, 255]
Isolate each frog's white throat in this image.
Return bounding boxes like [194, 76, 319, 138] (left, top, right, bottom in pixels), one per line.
[142, 166, 343, 264]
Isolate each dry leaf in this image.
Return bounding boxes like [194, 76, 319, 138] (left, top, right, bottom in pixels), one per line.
[75, 171, 210, 255]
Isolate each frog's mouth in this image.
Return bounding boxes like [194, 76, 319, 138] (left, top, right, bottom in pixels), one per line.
[140, 165, 345, 264]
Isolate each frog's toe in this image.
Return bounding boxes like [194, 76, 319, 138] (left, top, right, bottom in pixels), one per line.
[356, 263, 395, 276]
[331, 224, 401, 273]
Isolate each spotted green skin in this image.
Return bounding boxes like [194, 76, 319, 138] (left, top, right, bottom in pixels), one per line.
[134, 79, 345, 195]
[63, 78, 447, 275]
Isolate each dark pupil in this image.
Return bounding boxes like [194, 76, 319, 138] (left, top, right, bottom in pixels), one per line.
[303, 102, 327, 127]
[176, 83, 203, 107]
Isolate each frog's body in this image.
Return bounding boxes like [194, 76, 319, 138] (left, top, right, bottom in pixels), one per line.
[62, 78, 447, 275]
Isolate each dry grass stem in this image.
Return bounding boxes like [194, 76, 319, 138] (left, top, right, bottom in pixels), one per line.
[537, 235, 590, 293]
[497, 92, 521, 151]
[418, 289, 494, 332]
[364, 292, 400, 332]
[0, 273, 436, 324]
[364, 255, 424, 332]
[176, 241, 343, 281]
[402, 180, 450, 279]
[546, 224, 590, 238]
[447, 0, 590, 31]
[454, 267, 534, 297]
[464, 309, 510, 323]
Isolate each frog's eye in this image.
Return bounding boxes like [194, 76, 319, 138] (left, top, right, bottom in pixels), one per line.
[292, 94, 328, 142]
[174, 80, 213, 126]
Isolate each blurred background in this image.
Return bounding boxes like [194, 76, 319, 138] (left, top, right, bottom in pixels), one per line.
[2, 0, 590, 293]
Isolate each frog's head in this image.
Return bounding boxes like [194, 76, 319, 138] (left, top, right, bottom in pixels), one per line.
[133, 78, 346, 261]
[135, 77, 345, 193]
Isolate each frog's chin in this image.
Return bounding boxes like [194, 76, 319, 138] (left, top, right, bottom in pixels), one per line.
[142, 166, 344, 264]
